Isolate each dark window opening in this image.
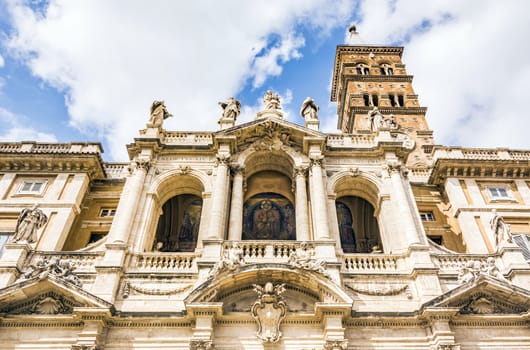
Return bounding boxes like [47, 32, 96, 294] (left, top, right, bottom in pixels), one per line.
[154, 194, 202, 252]
[336, 197, 381, 253]
[363, 94, 370, 106]
[398, 95, 404, 107]
[429, 235, 443, 246]
[389, 94, 396, 107]
[371, 94, 378, 106]
[88, 232, 107, 244]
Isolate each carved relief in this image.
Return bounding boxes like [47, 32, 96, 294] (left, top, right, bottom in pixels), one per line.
[122, 281, 192, 297]
[20, 257, 82, 287]
[1, 291, 80, 315]
[251, 282, 286, 343]
[436, 344, 461, 350]
[71, 345, 102, 350]
[189, 340, 214, 350]
[458, 257, 508, 284]
[209, 242, 246, 277]
[324, 340, 348, 350]
[287, 242, 328, 276]
[345, 282, 412, 298]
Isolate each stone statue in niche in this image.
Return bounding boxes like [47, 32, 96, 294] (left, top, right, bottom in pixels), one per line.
[242, 194, 296, 240]
[489, 209, 512, 250]
[300, 97, 319, 120]
[148, 100, 172, 128]
[11, 204, 48, 244]
[251, 282, 286, 343]
[219, 96, 241, 120]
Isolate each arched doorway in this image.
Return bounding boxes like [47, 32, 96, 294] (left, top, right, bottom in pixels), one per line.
[154, 194, 202, 252]
[336, 196, 380, 253]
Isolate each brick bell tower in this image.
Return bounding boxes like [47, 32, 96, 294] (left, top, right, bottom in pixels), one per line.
[331, 25, 434, 167]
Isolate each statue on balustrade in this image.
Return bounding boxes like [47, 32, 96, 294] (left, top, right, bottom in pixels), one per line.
[300, 97, 319, 120]
[219, 96, 241, 120]
[11, 204, 48, 244]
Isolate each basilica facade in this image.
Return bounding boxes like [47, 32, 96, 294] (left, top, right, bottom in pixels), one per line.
[0, 36, 529, 350]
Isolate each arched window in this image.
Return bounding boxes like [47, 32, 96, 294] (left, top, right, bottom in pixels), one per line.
[336, 196, 381, 253]
[380, 63, 394, 75]
[242, 193, 295, 240]
[154, 194, 202, 252]
[356, 63, 369, 75]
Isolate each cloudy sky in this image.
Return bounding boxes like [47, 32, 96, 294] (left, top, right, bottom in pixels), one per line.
[0, 0, 528, 161]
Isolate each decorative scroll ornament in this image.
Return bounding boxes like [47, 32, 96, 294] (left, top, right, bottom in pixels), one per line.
[458, 257, 508, 284]
[251, 282, 287, 343]
[189, 340, 214, 350]
[11, 204, 48, 244]
[122, 281, 192, 297]
[20, 257, 82, 287]
[345, 282, 412, 298]
[209, 242, 246, 277]
[288, 242, 327, 276]
[324, 340, 348, 350]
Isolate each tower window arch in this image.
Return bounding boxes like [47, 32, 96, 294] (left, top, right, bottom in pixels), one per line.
[380, 63, 394, 75]
[355, 63, 370, 75]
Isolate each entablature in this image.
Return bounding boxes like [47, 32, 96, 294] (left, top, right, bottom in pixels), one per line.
[429, 147, 530, 185]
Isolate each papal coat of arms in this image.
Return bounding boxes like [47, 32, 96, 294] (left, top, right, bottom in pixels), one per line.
[251, 282, 287, 343]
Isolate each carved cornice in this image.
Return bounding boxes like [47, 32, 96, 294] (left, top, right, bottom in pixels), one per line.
[342, 73, 413, 82]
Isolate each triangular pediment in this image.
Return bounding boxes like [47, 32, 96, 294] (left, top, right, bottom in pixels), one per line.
[214, 116, 326, 153]
[422, 275, 530, 315]
[0, 275, 113, 316]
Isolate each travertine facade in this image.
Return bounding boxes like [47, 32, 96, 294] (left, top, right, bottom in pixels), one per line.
[0, 36, 529, 350]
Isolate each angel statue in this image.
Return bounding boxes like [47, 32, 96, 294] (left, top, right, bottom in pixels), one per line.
[11, 204, 48, 244]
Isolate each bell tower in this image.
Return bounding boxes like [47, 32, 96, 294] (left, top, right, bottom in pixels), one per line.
[331, 26, 434, 167]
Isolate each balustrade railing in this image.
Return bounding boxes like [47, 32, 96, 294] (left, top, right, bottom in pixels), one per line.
[341, 254, 405, 273]
[128, 252, 198, 272]
[164, 132, 213, 146]
[225, 241, 299, 263]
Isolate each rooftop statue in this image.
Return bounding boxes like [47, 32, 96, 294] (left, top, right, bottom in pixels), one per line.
[148, 100, 172, 128]
[300, 97, 319, 120]
[263, 90, 281, 110]
[219, 96, 241, 120]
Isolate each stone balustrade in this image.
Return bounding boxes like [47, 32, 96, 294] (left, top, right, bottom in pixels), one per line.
[128, 252, 198, 272]
[0, 142, 103, 154]
[432, 147, 530, 162]
[226, 240, 299, 263]
[27, 251, 104, 273]
[164, 132, 213, 146]
[341, 253, 406, 273]
[327, 134, 377, 148]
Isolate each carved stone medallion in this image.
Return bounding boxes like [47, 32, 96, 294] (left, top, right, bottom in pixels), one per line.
[251, 282, 286, 343]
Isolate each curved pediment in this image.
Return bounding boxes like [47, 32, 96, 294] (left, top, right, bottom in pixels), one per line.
[186, 263, 353, 314]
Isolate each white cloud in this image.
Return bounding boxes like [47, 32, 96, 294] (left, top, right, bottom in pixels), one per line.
[5, 0, 356, 160]
[355, 0, 530, 149]
[0, 54, 4, 68]
[0, 107, 57, 142]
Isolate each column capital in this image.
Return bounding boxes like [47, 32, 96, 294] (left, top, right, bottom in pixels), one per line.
[129, 158, 151, 173]
[293, 166, 308, 178]
[215, 153, 231, 166]
[229, 164, 245, 177]
[309, 155, 324, 168]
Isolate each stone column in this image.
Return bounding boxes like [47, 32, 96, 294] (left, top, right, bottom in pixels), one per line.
[294, 166, 310, 241]
[107, 159, 149, 244]
[208, 154, 230, 239]
[387, 163, 420, 247]
[309, 157, 330, 240]
[228, 166, 244, 241]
